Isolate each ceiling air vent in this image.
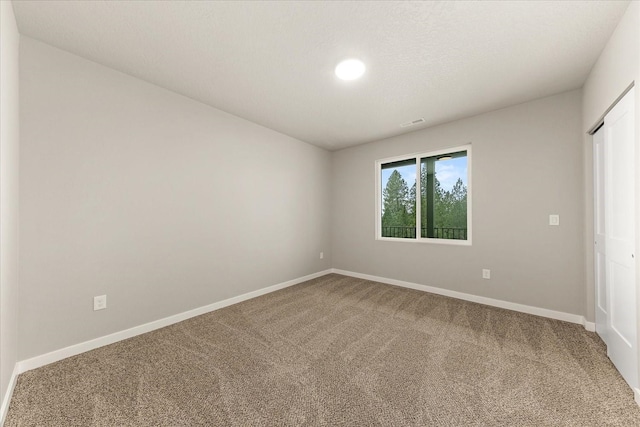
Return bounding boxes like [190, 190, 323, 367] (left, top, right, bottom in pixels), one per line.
[400, 118, 425, 128]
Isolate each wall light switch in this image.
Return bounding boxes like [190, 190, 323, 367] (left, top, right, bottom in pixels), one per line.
[482, 269, 491, 279]
[94, 295, 107, 311]
[320, 252, 324, 259]
[549, 214, 560, 226]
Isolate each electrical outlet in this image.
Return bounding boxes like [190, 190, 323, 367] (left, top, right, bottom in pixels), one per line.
[94, 295, 107, 311]
[482, 269, 491, 279]
[320, 252, 324, 259]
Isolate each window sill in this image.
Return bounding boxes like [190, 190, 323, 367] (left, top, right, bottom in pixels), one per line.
[375, 236, 472, 246]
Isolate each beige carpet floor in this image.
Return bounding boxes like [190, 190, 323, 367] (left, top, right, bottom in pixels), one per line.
[6, 273, 640, 426]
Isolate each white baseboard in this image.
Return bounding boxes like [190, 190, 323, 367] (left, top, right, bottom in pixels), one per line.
[16, 269, 332, 375]
[583, 321, 596, 332]
[331, 269, 589, 328]
[635, 388, 640, 407]
[0, 364, 19, 426]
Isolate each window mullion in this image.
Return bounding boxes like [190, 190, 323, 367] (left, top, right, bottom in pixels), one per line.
[415, 158, 421, 240]
[425, 157, 436, 238]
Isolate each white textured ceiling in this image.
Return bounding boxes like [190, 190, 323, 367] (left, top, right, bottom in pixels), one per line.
[12, 0, 630, 150]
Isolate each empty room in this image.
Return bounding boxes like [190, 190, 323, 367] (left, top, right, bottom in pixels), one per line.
[1, 0, 640, 425]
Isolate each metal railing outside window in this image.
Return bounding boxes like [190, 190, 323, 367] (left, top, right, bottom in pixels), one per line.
[381, 226, 467, 240]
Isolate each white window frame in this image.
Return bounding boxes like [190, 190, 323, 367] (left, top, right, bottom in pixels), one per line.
[375, 144, 472, 245]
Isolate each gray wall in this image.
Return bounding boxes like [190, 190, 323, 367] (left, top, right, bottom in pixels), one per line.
[19, 37, 332, 360]
[0, 0, 20, 411]
[332, 90, 585, 316]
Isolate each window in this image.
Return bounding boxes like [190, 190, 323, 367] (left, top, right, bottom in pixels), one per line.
[376, 145, 471, 244]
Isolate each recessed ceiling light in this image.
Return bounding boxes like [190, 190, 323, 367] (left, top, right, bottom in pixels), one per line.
[335, 59, 366, 81]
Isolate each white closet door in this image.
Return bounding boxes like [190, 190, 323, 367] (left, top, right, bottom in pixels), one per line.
[603, 88, 637, 390]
